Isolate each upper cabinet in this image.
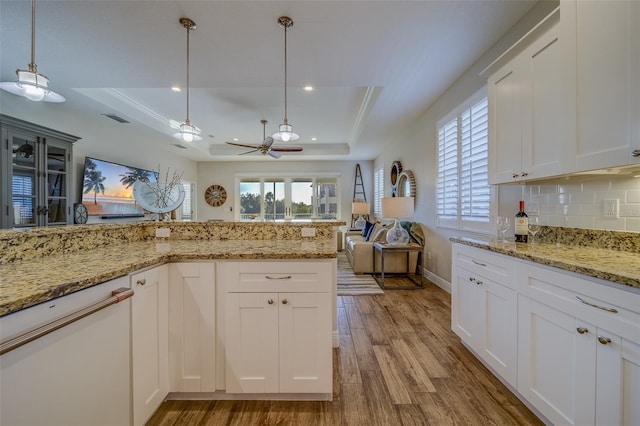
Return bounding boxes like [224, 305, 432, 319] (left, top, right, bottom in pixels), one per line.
[566, 0, 640, 170]
[0, 115, 80, 229]
[486, 8, 576, 184]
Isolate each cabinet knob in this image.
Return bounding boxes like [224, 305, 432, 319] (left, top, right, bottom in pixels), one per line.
[521, 172, 528, 177]
[282, 299, 288, 305]
[512, 173, 519, 179]
[136, 279, 146, 286]
[632, 149, 640, 157]
[469, 277, 476, 282]
[476, 280, 483, 286]
[576, 326, 589, 334]
[267, 298, 274, 305]
[598, 336, 612, 345]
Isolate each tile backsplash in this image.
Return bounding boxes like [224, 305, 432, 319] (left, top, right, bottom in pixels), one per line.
[521, 174, 640, 232]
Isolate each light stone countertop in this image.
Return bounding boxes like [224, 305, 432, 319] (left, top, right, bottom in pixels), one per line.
[451, 237, 640, 290]
[0, 239, 337, 317]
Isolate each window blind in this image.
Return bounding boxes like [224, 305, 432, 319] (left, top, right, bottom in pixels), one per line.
[373, 166, 384, 215]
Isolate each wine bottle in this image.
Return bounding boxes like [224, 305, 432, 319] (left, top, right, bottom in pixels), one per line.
[515, 200, 528, 243]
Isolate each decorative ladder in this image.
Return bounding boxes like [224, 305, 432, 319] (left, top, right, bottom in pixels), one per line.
[352, 164, 367, 228]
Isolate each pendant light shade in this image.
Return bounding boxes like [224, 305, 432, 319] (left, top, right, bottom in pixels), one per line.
[0, 0, 65, 103]
[174, 17, 201, 143]
[272, 16, 299, 143]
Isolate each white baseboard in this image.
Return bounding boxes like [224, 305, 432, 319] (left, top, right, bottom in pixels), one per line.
[423, 269, 451, 293]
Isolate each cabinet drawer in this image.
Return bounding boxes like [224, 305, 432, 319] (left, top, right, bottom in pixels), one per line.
[452, 244, 515, 288]
[220, 260, 334, 293]
[523, 264, 640, 342]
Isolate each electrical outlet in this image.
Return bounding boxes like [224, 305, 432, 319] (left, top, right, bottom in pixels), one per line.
[301, 227, 316, 237]
[155, 228, 170, 238]
[603, 199, 619, 218]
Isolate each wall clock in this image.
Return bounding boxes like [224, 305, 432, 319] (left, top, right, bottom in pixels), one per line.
[73, 203, 88, 224]
[205, 184, 227, 207]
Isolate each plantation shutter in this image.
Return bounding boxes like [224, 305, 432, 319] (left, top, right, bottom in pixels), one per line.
[460, 97, 489, 222]
[373, 166, 384, 215]
[437, 117, 458, 219]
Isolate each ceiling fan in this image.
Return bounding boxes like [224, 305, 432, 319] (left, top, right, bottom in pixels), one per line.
[225, 120, 303, 159]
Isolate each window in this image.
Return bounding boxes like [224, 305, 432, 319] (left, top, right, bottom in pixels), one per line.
[237, 174, 340, 221]
[373, 166, 384, 216]
[181, 182, 193, 220]
[437, 87, 492, 233]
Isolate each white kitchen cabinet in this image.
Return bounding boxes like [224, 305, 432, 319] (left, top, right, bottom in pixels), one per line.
[564, 0, 640, 171]
[487, 9, 575, 184]
[131, 265, 169, 426]
[451, 244, 518, 386]
[168, 262, 216, 392]
[222, 260, 333, 396]
[518, 263, 640, 425]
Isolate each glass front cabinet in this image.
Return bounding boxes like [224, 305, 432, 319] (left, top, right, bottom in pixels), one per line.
[1, 115, 80, 229]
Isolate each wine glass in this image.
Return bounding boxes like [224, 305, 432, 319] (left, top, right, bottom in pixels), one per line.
[528, 216, 540, 244]
[496, 216, 510, 242]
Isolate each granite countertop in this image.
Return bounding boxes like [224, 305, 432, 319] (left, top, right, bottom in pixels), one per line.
[451, 237, 640, 289]
[0, 239, 337, 317]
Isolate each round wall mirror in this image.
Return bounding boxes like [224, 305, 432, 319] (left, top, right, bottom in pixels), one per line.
[397, 170, 416, 199]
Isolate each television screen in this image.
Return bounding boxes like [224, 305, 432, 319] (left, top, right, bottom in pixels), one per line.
[81, 157, 157, 218]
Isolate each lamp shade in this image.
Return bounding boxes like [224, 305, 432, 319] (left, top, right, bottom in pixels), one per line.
[351, 202, 370, 215]
[381, 197, 414, 219]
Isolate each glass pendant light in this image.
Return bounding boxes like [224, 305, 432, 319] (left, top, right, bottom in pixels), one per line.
[272, 16, 300, 142]
[0, 0, 65, 103]
[174, 17, 201, 143]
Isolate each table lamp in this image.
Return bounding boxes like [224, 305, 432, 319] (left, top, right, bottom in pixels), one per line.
[352, 201, 370, 229]
[381, 197, 415, 245]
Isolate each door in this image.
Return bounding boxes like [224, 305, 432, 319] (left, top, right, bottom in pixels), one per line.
[278, 292, 332, 393]
[131, 266, 169, 426]
[225, 292, 279, 393]
[517, 296, 595, 426]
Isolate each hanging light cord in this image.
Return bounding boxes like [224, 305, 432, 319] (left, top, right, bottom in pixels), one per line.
[185, 22, 191, 123]
[29, 0, 37, 72]
[283, 20, 288, 125]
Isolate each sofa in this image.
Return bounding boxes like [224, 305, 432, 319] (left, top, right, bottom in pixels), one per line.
[344, 221, 424, 275]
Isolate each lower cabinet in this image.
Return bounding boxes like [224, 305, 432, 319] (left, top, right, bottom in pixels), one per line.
[222, 261, 333, 395]
[451, 245, 517, 386]
[168, 262, 216, 392]
[131, 265, 169, 426]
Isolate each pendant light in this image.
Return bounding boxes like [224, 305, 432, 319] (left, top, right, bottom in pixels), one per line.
[272, 16, 299, 143]
[175, 17, 201, 143]
[0, 0, 65, 102]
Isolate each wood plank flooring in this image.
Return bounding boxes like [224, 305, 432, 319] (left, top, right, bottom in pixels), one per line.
[146, 282, 543, 426]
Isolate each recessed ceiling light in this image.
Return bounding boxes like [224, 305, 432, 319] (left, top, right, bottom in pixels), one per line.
[171, 86, 181, 92]
[304, 85, 314, 92]
[311, 137, 317, 141]
[233, 138, 239, 141]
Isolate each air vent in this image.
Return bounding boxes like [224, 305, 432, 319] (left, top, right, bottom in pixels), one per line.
[172, 144, 188, 149]
[101, 113, 130, 124]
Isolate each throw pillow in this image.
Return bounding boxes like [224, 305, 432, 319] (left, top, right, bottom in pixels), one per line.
[410, 222, 425, 246]
[366, 223, 383, 242]
[373, 227, 388, 242]
[361, 220, 374, 237]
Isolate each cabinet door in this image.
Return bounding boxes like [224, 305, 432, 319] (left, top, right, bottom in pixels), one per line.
[168, 262, 216, 392]
[595, 330, 640, 426]
[43, 138, 72, 226]
[225, 292, 279, 394]
[522, 23, 574, 179]
[477, 278, 517, 387]
[573, 0, 640, 170]
[4, 130, 39, 227]
[488, 61, 524, 184]
[517, 296, 595, 426]
[131, 266, 169, 426]
[451, 265, 479, 345]
[279, 292, 332, 393]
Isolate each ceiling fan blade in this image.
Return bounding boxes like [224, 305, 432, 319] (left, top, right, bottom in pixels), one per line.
[226, 141, 261, 149]
[268, 150, 282, 159]
[239, 149, 259, 155]
[271, 146, 303, 152]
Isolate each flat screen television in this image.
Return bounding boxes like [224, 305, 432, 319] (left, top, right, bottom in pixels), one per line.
[81, 157, 157, 218]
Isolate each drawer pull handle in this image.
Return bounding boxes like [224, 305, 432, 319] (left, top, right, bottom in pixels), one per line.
[137, 279, 146, 286]
[265, 275, 292, 280]
[471, 260, 487, 267]
[469, 277, 476, 282]
[267, 299, 274, 305]
[282, 299, 288, 305]
[476, 280, 483, 286]
[598, 336, 612, 345]
[632, 149, 640, 157]
[576, 296, 618, 313]
[576, 326, 589, 334]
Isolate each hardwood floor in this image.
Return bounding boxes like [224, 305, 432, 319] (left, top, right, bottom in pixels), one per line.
[147, 282, 543, 425]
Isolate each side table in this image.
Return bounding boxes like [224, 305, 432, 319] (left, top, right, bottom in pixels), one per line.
[372, 242, 424, 290]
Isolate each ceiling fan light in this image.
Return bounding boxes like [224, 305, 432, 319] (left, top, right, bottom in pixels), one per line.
[273, 123, 299, 142]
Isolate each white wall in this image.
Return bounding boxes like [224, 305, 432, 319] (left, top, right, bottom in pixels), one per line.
[374, 1, 559, 285]
[196, 160, 373, 224]
[0, 92, 198, 205]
